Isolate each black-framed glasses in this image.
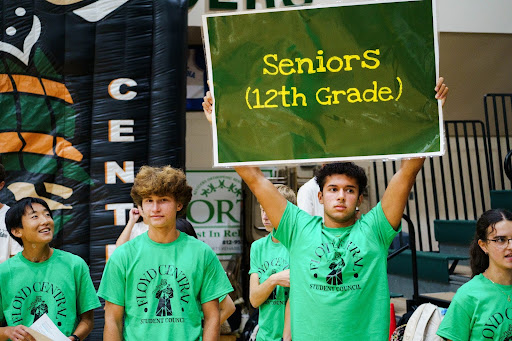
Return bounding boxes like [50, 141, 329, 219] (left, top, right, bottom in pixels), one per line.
[487, 237, 512, 249]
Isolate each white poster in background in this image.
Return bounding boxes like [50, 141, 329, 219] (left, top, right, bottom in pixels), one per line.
[186, 170, 272, 260]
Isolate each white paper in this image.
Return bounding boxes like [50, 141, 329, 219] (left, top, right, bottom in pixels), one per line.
[29, 314, 70, 341]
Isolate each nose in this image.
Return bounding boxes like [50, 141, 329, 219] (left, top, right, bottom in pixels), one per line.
[41, 215, 53, 224]
[148, 201, 160, 212]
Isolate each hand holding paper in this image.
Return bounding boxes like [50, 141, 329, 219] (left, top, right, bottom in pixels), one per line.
[1, 325, 36, 341]
[28, 314, 70, 341]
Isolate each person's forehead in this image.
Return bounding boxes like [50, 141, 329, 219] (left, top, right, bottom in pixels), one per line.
[489, 220, 512, 236]
[324, 174, 358, 187]
[143, 194, 173, 200]
[23, 203, 48, 214]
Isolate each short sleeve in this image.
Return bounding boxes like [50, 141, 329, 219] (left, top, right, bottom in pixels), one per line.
[98, 253, 127, 307]
[362, 202, 400, 248]
[9, 238, 23, 256]
[76, 260, 101, 314]
[436, 298, 472, 341]
[248, 240, 260, 275]
[199, 250, 233, 304]
[273, 201, 320, 250]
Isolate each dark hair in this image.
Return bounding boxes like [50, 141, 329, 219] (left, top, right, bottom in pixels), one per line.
[470, 209, 512, 277]
[0, 163, 5, 183]
[5, 197, 53, 247]
[176, 218, 198, 239]
[315, 162, 368, 195]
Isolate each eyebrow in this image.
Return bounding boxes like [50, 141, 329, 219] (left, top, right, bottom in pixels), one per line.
[25, 209, 49, 215]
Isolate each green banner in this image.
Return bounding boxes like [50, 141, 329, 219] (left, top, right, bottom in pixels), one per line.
[204, 0, 442, 166]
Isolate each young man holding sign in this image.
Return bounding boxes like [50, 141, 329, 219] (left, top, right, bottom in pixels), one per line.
[203, 78, 448, 340]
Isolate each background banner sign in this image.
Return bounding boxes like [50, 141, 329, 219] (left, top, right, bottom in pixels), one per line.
[0, 0, 188, 338]
[203, 0, 443, 166]
[187, 171, 243, 260]
[186, 170, 273, 260]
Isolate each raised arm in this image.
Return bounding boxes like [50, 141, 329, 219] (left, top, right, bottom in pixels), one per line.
[234, 166, 288, 229]
[381, 158, 425, 230]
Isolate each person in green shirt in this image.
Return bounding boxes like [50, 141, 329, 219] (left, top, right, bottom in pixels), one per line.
[437, 209, 512, 341]
[202, 77, 449, 340]
[0, 197, 100, 341]
[98, 165, 233, 341]
[249, 184, 295, 341]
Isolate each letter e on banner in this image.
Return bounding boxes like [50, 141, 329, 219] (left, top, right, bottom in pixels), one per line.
[109, 120, 134, 142]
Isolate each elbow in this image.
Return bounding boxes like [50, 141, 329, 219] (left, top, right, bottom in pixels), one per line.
[249, 295, 260, 308]
[227, 303, 236, 316]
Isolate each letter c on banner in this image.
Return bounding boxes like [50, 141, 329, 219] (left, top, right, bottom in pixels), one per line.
[109, 78, 137, 100]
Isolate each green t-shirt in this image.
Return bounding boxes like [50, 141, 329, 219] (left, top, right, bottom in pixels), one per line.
[0, 249, 101, 337]
[249, 234, 290, 341]
[437, 274, 512, 341]
[98, 232, 233, 341]
[273, 202, 398, 340]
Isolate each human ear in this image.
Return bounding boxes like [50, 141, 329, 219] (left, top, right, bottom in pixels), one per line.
[177, 203, 183, 212]
[357, 194, 363, 207]
[478, 239, 489, 255]
[318, 191, 323, 205]
[11, 227, 23, 239]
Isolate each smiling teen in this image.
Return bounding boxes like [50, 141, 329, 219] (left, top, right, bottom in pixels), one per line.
[437, 209, 512, 341]
[203, 78, 448, 340]
[98, 165, 232, 341]
[0, 198, 100, 341]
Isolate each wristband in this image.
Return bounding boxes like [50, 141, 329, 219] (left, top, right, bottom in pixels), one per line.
[70, 334, 80, 341]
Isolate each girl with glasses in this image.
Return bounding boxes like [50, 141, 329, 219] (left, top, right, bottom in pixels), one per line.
[437, 209, 512, 340]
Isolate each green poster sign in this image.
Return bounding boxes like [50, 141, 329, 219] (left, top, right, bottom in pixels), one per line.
[203, 0, 443, 166]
